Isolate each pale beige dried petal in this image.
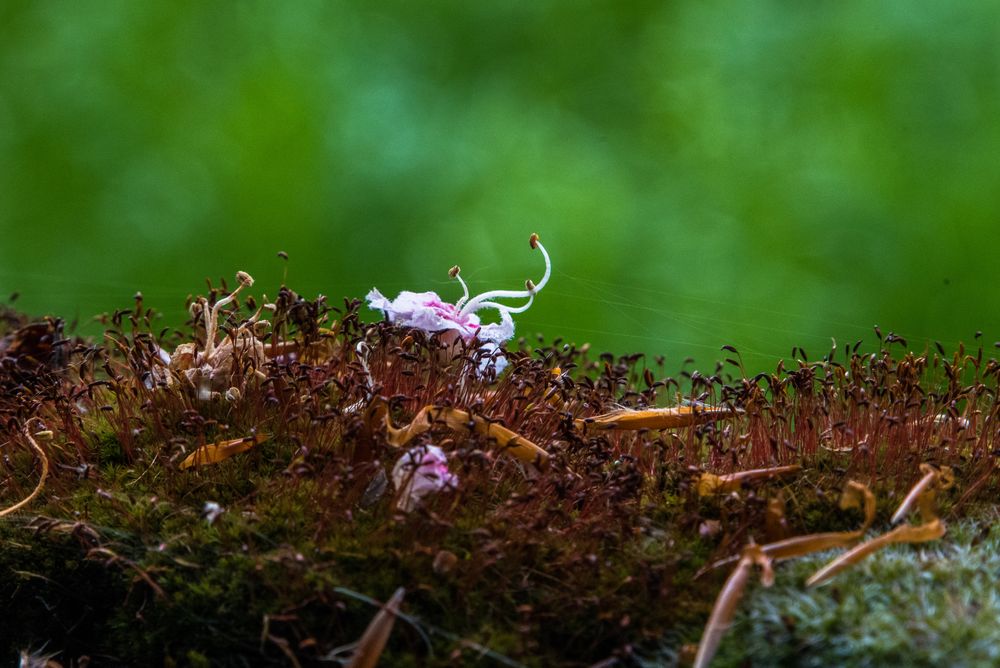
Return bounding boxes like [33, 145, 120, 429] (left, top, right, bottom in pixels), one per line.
[347, 587, 405, 668]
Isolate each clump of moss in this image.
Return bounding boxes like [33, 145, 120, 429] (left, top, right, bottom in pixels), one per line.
[1, 279, 999, 666]
[712, 520, 1000, 667]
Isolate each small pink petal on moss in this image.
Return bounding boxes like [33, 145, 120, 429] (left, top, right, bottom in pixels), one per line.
[391, 444, 458, 512]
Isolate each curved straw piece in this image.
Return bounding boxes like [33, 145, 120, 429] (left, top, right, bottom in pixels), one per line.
[693, 544, 773, 668]
[891, 463, 952, 524]
[178, 434, 269, 470]
[0, 429, 50, 518]
[806, 519, 945, 587]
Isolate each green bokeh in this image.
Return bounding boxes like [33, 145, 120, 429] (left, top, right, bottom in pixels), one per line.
[2, 1, 998, 373]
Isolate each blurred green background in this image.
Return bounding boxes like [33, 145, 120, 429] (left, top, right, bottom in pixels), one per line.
[2, 1, 999, 373]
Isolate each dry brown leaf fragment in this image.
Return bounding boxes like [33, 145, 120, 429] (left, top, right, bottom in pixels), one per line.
[575, 405, 732, 432]
[696, 465, 801, 496]
[178, 433, 268, 470]
[693, 544, 773, 668]
[347, 587, 405, 668]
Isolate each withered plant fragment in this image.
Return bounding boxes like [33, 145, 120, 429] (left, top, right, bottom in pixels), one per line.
[891, 462, 954, 524]
[365, 399, 549, 465]
[699, 481, 876, 576]
[346, 587, 406, 668]
[693, 544, 774, 668]
[178, 433, 269, 470]
[154, 271, 270, 396]
[696, 465, 801, 497]
[0, 317, 67, 371]
[575, 405, 731, 432]
[807, 465, 951, 587]
[806, 520, 946, 587]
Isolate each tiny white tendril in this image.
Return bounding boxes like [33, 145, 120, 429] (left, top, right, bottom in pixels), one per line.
[449, 265, 471, 309]
[356, 341, 374, 393]
[457, 234, 550, 318]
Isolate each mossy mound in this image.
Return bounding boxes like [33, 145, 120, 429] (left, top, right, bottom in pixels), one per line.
[1, 287, 999, 666]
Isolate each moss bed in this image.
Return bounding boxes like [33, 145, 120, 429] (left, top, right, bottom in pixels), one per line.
[1, 283, 998, 667]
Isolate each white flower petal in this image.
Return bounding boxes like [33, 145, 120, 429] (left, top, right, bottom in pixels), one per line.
[367, 289, 482, 340]
[476, 308, 515, 344]
[475, 341, 509, 378]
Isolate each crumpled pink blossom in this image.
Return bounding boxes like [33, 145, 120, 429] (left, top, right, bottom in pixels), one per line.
[391, 444, 459, 512]
[367, 234, 550, 378]
[365, 290, 513, 343]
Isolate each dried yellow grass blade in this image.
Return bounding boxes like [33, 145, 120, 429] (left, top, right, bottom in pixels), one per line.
[368, 401, 549, 465]
[806, 519, 946, 587]
[575, 405, 731, 432]
[347, 587, 405, 668]
[0, 430, 49, 518]
[697, 465, 801, 496]
[693, 545, 772, 668]
[178, 433, 268, 470]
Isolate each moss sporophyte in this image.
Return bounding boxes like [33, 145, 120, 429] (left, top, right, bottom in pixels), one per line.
[1, 234, 996, 667]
